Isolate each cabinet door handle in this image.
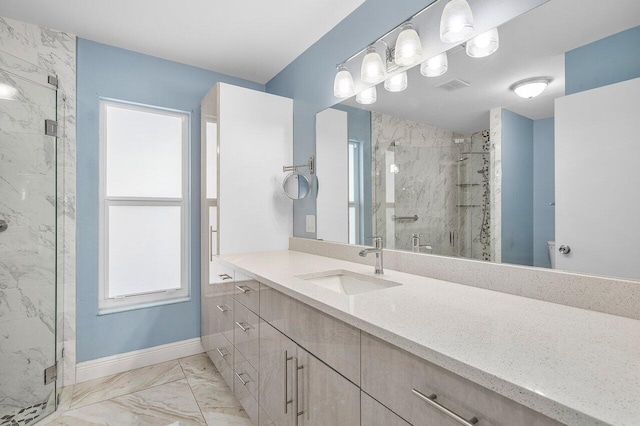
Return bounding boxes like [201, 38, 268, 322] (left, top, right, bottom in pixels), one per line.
[235, 321, 250, 332]
[215, 347, 228, 358]
[235, 372, 251, 386]
[216, 304, 229, 313]
[284, 351, 293, 413]
[209, 226, 215, 261]
[235, 285, 251, 293]
[294, 357, 304, 426]
[218, 273, 232, 280]
[412, 389, 478, 426]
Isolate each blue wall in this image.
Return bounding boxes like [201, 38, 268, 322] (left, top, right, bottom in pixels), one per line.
[266, 0, 436, 237]
[501, 109, 534, 266]
[333, 105, 372, 243]
[76, 39, 263, 362]
[566, 25, 640, 95]
[533, 118, 555, 268]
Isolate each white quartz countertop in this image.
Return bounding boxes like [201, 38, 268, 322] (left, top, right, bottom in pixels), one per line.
[217, 250, 640, 426]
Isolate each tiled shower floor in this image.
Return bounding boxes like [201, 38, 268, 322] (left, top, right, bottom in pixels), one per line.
[38, 353, 252, 425]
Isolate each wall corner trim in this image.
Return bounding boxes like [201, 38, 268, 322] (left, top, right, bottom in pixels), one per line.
[75, 338, 204, 383]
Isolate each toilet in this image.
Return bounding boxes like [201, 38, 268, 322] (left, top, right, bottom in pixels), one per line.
[547, 241, 556, 269]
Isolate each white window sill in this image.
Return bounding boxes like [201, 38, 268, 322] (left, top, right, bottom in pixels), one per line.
[98, 296, 191, 316]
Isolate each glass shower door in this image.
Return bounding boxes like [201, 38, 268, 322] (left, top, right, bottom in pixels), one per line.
[0, 52, 58, 423]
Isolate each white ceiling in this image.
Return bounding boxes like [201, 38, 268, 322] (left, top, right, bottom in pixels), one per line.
[344, 0, 640, 134]
[0, 0, 365, 84]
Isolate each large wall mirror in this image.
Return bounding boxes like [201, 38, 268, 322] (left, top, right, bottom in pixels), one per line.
[315, 0, 640, 281]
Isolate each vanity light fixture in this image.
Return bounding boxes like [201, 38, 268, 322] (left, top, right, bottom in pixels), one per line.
[394, 23, 422, 67]
[356, 86, 377, 105]
[361, 46, 387, 84]
[333, 64, 356, 98]
[466, 27, 499, 58]
[420, 52, 449, 77]
[512, 78, 551, 99]
[440, 0, 474, 43]
[384, 71, 408, 92]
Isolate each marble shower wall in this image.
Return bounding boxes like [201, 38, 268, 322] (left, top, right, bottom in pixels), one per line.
[489, 108, 502, 263]
[372, 112, 490, 260]
[0, 15, 77, 408]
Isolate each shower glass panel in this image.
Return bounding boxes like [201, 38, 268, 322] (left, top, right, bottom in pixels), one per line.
[0, 52, 58, 423]
[373, 132, 490, 260]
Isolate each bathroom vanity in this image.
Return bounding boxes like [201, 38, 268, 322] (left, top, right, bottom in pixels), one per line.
[201, 248, 640, 426]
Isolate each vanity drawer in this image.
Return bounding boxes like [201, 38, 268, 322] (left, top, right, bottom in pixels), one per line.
[234, 271, 260, 314]
[361, 333, 560, 426]
[234, 347, 259, 400]
[361, 392, 410, 426]
[234, 300, 260, 368]
[211, 261, 235, 284]
[208, 334, 235, 392]
[234, 367, 259, 425]
[260, 284, 361, 385]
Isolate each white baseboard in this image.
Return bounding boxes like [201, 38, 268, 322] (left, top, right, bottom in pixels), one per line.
[75, 338, 204, 383]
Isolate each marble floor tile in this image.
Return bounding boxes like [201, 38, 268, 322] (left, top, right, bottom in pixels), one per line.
[70, 360, 185, 409]
[47, 379, 205, 426]
[201, 407, 254, 426]
[179, 353, 219, 381]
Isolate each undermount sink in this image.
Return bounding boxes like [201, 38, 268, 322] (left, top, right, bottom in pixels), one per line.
[296, 270, 402, 295]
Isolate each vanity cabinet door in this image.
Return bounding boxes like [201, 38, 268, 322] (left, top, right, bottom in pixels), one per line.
[259, 320, 298, 426]
[296, 346, 360, 426]
[260, 284, 361, 385]
[361, 392, 410, 426]
[361, 333, 561, 426]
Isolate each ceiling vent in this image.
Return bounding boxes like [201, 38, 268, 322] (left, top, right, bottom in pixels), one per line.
[435, 78, 470, 92]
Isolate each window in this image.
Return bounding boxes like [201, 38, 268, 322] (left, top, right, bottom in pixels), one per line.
[348, 140, 363, 245]
[99, 100, 189, 312]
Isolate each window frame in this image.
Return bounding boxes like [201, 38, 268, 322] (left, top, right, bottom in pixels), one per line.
[98, 99, 190, 313]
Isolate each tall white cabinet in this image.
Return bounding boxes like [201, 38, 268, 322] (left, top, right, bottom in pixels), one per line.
[200, 83, 293, 280]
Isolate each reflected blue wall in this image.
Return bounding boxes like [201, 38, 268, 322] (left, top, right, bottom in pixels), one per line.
[533, 118, 555, 268]
[76, 39, 263, 362]
[566, 25, 640, 95]
[501, 109, 534, 266]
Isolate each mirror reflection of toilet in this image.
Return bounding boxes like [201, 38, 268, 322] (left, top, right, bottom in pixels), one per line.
[547, 241, 556, 269]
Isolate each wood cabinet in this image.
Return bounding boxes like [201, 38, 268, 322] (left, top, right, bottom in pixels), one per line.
[259, 321, 360, 426]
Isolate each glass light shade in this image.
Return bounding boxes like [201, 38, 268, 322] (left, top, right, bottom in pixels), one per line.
[512, 79, 550, 99]
[420, 52, 449, 77]
[356, 86, 377, 105]
[384, 71, 408, 92]
[361, 47, 387, 84]
[440, 0, 474, 43]
[394, 23, 422, 67]
[466, 27, 499, 58]
[333, 65, 355, 98]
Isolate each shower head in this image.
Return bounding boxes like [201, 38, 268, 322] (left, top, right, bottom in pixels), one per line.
[456, 157, 469, 162]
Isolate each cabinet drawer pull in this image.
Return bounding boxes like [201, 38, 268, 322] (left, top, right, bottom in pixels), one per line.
[412, 389, 478, 426]
[216, 304, 229, 313]
[218, 273, 232, 280]
[235, 321, 251, 332]
[235, 285, 251, 293]
[235, 372, 252, 386]
[294, 357, 304, 426]
[215, 347, 229, 358]
[284, 351, 294, 414]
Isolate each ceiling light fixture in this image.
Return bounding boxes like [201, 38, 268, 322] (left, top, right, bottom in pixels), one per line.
[420, 52, 449, 77]
[466, 27, 499, 58]
[361, 46, 387, 84]
[394, 23, 422, 67]
[440, 0, 474, 43]
[333, 64, 355, 99]
[384, 71, 408, 92]
[512, 78, 551, 99]
[356, 86, 377, 105]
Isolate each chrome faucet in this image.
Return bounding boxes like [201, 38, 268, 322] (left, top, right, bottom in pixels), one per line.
[411, 233, 433, 253]
[359, 236, 384, 275]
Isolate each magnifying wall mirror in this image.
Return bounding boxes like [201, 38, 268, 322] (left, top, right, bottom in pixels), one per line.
[283, 172, 310, 200]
